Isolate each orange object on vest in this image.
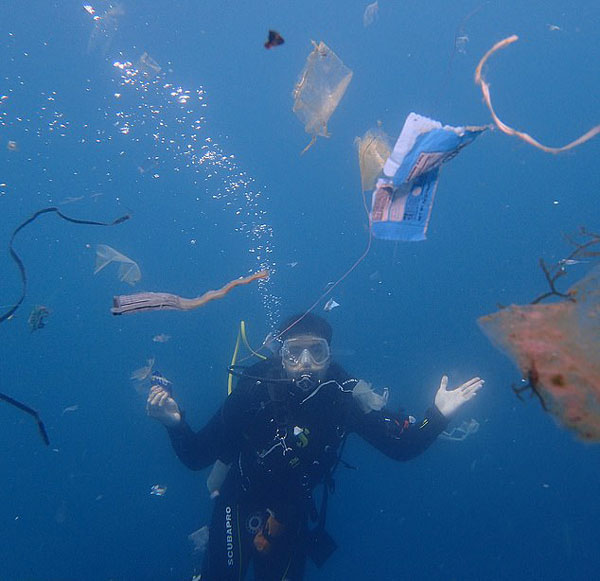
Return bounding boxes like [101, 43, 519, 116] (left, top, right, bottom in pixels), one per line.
[253, 513, 285, 555]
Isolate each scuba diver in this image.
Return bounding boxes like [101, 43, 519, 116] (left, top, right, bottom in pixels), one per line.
[147, 313, 484, 580]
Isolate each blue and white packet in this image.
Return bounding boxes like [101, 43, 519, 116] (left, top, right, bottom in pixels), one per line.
[150, 370, 173, 394]
[370, 113, 488, 241]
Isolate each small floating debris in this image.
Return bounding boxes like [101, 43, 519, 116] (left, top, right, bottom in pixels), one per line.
[28, 305, 51, 332]
[150, 484, 167, 497]
[264, 30, 284, 50]
[131, 357, 155, 382]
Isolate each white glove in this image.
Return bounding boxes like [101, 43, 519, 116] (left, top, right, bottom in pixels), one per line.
[146, 385, 182, 427]
[434, 375, 484, 418]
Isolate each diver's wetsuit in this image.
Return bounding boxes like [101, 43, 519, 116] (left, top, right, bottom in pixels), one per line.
[167, 358, 448, 581]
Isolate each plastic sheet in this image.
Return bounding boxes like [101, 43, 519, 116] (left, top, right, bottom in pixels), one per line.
[189, 526, 210, 554]
[206, 460, 231, 498]
[352, 380, 389, 413]
[292, 41, 353, 154]
[355, 127, 391, 192]
[440, 419, 480, 441]
[363, 1, 379, 27]
[94, 244, 141, 286]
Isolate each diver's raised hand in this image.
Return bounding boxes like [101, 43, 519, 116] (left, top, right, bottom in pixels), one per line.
[146, 385, 181, 427]
[434, 375, 484, 418]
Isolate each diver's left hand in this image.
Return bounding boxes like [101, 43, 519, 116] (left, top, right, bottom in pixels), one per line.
[434, 375, 484, 418]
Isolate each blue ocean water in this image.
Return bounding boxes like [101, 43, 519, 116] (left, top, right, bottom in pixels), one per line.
[1, 1, 599, 579]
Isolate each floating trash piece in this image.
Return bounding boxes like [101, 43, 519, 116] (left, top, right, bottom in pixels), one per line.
[87, 4, 124, 55]
[455, 35, 469, 55]
[292, 41, 353, 154]
[323, 298, 340, 312]
[287, 261, 298, 268]
[478, 264, 600, 442]
[440, 418, 480, 441]
[61, 405, 79, 415]
[559, 258, 587, 267]
[83, 5, 99, 20]
[152, 333, 171, 343]
[6, 140, 18, 152]
[370, 112, 488, 241]
[58, 195, 85, 205]
[150, 370, 173, 394]
[0, 392, 50, 446]
[150, 484, 167, 496]
[206, 460, 230, 499]
[28, 305, 51, 332]
[111, 270, 268, 315]
[363, 1, 379, 27]
[264, 30, 284, 50]
[138, 52, 161, 77]
[352, 380, 389, 413]
[475, 35, 600, 154]
[188, 525, 209, 553]
[547, 24, 561, 32]
[131, 358, 155, 382]
[94, 244, 141, 286]
[0, 207, 129, 326]
[356, 127, 391, 192]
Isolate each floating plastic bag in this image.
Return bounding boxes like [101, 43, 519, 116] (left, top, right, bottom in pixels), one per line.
[352, 379, 389, 413]
[94, 244, 141, 285]
[363, 1, 379, 27]
[206, 459, 231, 499]
[188, 526, 209, 554]
[130, 357, 155, 382]
[440, 419, 480, 441]
[293, 41, 353, 154]
[355, 127, 391, 192]
[478, 265, 600, 442]
[370, 113, 488, 241]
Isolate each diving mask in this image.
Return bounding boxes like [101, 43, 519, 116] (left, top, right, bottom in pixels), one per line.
[281, 337, 330, 368]
[281, 336, 330, 394]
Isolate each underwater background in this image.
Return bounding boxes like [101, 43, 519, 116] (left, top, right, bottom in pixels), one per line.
[1, 1, 599, 579]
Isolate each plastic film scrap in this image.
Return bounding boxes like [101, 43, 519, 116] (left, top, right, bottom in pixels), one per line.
[478, 265, 600, 442]
[292, 41, 353, 154]
[355, 127, 391, 192]
[94, 244, 141, 285]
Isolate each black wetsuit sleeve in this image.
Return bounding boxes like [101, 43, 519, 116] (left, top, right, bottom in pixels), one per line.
[352, 403, 449, 461]
[166, 410, 226, 470]
[165, 376, 257, 470]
